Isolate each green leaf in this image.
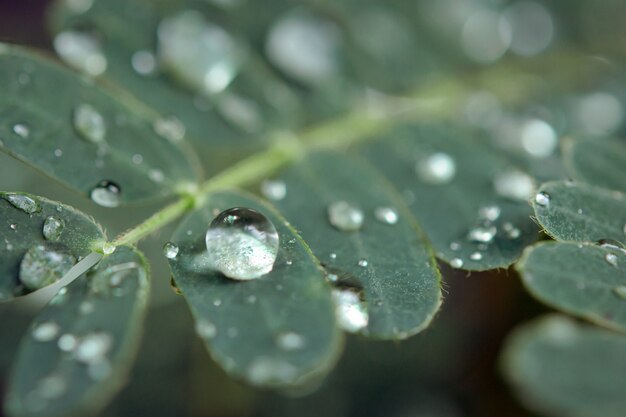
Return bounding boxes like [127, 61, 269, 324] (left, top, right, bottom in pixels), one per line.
[272, 151, 441, 339]
[0, 44, 200, 205]
[564, 138, 626, 193]
[517, 242, 626, 332]
[0, 191, 105, 301]
[361, 124, 539, 270]
[533, 181, 626, 243]
[167, 190, 342, 388]
[501, 314, 626, 417]
[4, 246, 151, 417]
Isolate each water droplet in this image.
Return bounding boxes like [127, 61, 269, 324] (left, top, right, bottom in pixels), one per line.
[54, 149, 63, 157]
[468, 225, 497, 243]
[149, 169, 165, 183]
[276, 332, 305, 351]
[535, 191, 551, 207]
[450, 258, 464, 268]
[90, 180, 121, 207]
[503, 222, 521, 239]
[450, 241, 461, 251]
[205, 207, 279, 280]
[53, 31, 107, 76]
[4, 193, 40, 214]
[329, 252, 337, 260]
[157, 10, 244, 95]
[213, 299, 222, 307]
[43, 216, 64, 241]
[613, 286, 626, 300]
[58, 334, 79, 352]
[131, 154, 143, 165]
[469, 251, 483, 261]
[478, 205, 501, 222]
[19, 243, 76, 291]
[265, 10, 341, 85]
[195, 319, 217, 339]
[73, 104, 106, 144]
[131, 50, 157, 75]
[153, 116, 185, 142]
[32, 321, 61, 342]
[374, 206, 399, 225]
[78, 301, 95, 315]
[12, 123, 30, 138]
[597, 239, 626, 253]
[328, 201, 364, 232]
[9, 223, 17, 230]
[261, 179, 287, 201]
[357, 259, 368, 267]
[246, 357, 298, 386]
[493, 170, 535, 201]
[416, 152, 456, 185]
[332, 288, 368, 333]
[605, 253, 618, 267]
[102, 242, 116, 255]
[163, 242, 179, 259]
[74, 332, 113, 364]
[520, 119, 558, 158]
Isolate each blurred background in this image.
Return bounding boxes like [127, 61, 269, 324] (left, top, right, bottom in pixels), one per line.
[1, 0, 624, 416]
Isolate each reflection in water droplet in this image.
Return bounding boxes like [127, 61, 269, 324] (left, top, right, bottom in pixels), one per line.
[12, 123, 30, 138]
[328, 201, 364, 232]
[266, 10, 340, 85]
[261, 180, 287, 201]
[157, 11, 244, 95]
[605, 253, 618, 267]
[73, 104, 106, 144]
[19, 243, 76, 291]
[153, 116, 186, 142]
[163, 242, 179, 259]
[131, 50, 157, 75]
[43, 216, 64, 241]
[32, 321, 61, 342]
[416, 152, 456, 185]
[90, 180, 121, 207]
[195, 319, 217, 339]
[4, 193, 40, 214]
[493, 170, 535, 201]
[205, 207, 279, 280]
[332, 288, 368, 333]
[74, 332, 113, 364]
[535, 191, 551, 207]
[276, 332, 305, 351]
[53, 31, 107, 76]
[374, 206, 399, 225]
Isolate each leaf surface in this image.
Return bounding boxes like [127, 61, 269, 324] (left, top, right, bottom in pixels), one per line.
[564, 138, 626, 193]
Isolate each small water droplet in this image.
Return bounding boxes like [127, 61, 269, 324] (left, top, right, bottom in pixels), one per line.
[163, 242, 179, 259]
[58, 334, 79, 352]
[468, 225, 497, 243]
[605, 253, 618, 267]
[613, 285, 626, 300]
[74, 332, 113, 364]
[53, 30, 107, 76]
[329, 252, 337, 260]
[276, 331, 305, 351]
[328, 201, 364, 232]
[102, 243, 116, 255]
[478, 205, 501, 222]
[32, 321, 61, 342]
[535, 191, 551, 207]
[502, 222, 521, 239]
[12, 123, 30, 138]
[332, 288, 368, 333]
[261, 179, 287, 201]
[205, 207, 279, 280]
[213, 299, 222, 307]
[153, 116, 185, 142]
[9, 223, 17, 230]
[450, 241, 461, 251]
[450, 258, 464, 268]
[90, 180, 121, 207]
[131, 50, 157, 75]
[246, 295, 257, 304]
[78, 301, 95, 315]
[54, 148, 63, 157]
[4, 193, 40, 214]
[149, 169, 165, 183]
[43, 216, 64, 241]
[195, 319, 217, 339]
[374, 206, 399, 225]
[493, 170, 535, 201]
[357, 259, 368, 267]
[131, 154, 143, 165]
[416, 152, 456, 185]
[19, 243, 76, 291]
[469, 251, 483, 261]
[73, 104, 106, 144]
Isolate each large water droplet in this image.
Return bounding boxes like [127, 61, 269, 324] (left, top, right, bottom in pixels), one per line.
[19, 243, 76, 291]
[73, 104, 106, 144]
[43, 216, 64, 241]
[163, 242, 179, 259]
[12, 123, 30, 138]
[328, 201, 364, 232]
[260, 179, 287, 201]
[32, 321, 61, 342]
[374, 206, 399, 225]
[205, 207, 279, 280]
[535, 191, 551, 207]
[4, 193, 40, 214]
[157, 10, 244, 95]
[90, 180, 121, 207]
[331, 288, 368, 333]
[53, 31, 107, 76]
[416, 152, 456, 185]
[265, 10, 341, 85]
[74, 332, 113, 364]
[493, 170, 535, 201]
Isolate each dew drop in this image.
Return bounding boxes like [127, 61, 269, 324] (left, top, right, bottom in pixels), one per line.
[131, 154, 143, 165]
[4, 193, 40, 214]
[12, 123, 30, 138]
[131, 50, 157, 75]
[478, 205, 501, 222]
[32, 321, 61, 342]
[73, 104, 106, 144]
[205, 207, 279, 280]
[535, 191, 551, 207]
[149, 169, 165, 183]
[102, 242, 116, 255]
[90, 180, 121, 207]
[58, 334, 79, 352]
[19, 243, 76, 291]
[153, 116, 186, 142]
[468, 225, 497, 243]
[261, 179, 287, 201]
[332, 288, 368, 333]
[450, 258, 464, 268]
[276, 331, 305, 351]
[195, 319, 217, 339]
[9, 223, 17, 230]
[416, 152, 456, 185]
[469, 251, 483, 261]
[357, 259, 368, 268]
[503, 222, 521, 239]
[163, 242, 179, 259]
[605, 253, 618, 267]
[328, 201, 364, 232]
[74, 332, 113, 364]
[53, 31, 107, 76]
[493, 170, 535, 201]
[450, 241, 461, 251]
[43, 216, 64, 241]
[374, 206, 399, 225]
